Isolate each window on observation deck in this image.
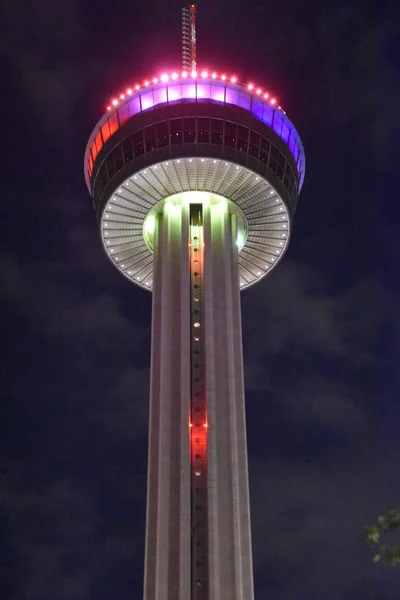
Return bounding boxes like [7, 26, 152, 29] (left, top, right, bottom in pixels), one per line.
[260, 138, 271, 163]
[197, 117, 210, 144]
[184, 117, 196, 143]
[284, 169, 290, 189]
[99, 162, 107, 189]
[156, 121, 169, 148]
[106, 153, 115, 179]
[144, 125, 157, 153]
[225, 121, 236, 148]
[270, 144, 279, 162]
[211, 119, 223, 145]
[133, 131, 144, 157]
[170, 118, 183, 145]
[277, 152, 286, 178]
[113, 145, 123, 173]
[269, 145, 278, 174]
[237, 125, 248, 153]
[90, 111, 299, 206]
[249, 130, 260, 158]
[122, 137, 134, 163]
[198, 118, 210, 143]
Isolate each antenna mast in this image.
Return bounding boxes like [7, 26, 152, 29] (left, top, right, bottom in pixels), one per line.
[181, 4, 197, 71]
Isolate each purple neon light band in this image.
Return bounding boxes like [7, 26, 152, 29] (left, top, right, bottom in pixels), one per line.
[85, 79, 305, 191]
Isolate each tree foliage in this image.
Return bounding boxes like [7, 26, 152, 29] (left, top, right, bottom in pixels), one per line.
[365, 509, 400, 566]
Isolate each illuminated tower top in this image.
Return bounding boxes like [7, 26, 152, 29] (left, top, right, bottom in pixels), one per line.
[84, 68, 305, 291]
[182, 4, 197, 71]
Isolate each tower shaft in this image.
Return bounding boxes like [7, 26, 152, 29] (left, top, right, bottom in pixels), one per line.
[144, 195, 254, 600]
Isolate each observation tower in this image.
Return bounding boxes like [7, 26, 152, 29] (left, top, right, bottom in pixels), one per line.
[84, 6, 305, 599]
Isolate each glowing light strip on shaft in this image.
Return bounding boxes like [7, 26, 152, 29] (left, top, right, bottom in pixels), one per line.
[189, 203, 208, 594]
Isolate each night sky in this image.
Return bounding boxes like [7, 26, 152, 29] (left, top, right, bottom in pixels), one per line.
[2, 0, 400, 598]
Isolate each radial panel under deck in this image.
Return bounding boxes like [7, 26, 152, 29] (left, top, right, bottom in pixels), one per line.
[100, 158, 291, 291]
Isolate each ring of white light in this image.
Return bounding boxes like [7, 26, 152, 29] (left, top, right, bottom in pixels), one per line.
[100, 157, 291, 291]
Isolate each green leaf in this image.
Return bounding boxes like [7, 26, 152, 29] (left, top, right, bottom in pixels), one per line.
[365, 525, 380, 545]
[373, 554, 381, 563]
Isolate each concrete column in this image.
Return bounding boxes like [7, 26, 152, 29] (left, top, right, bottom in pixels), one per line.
[204, 200, 254, 600]
[144, 201, 191, 600]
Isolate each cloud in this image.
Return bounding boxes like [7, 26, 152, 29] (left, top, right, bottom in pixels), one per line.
[243, 261, 387, 364]
[2, 0, 85, 138]
[249, 454, 399, 599]
[1, 478, 143, 600]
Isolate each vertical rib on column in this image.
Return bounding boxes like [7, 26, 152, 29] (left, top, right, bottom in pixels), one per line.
[204, 200, 255, 600]
[144, 202, 191, 600]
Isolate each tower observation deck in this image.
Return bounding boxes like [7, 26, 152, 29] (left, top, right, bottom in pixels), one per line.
[84, 15, 305, 598]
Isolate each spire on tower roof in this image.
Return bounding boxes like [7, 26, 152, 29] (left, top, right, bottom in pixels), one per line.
[181, 4, 197, 71]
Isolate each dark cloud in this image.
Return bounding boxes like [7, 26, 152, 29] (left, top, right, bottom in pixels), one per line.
[243, 263, 387, 366]
[1, 0, 399, 598]
[2, 0, 85, 137]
